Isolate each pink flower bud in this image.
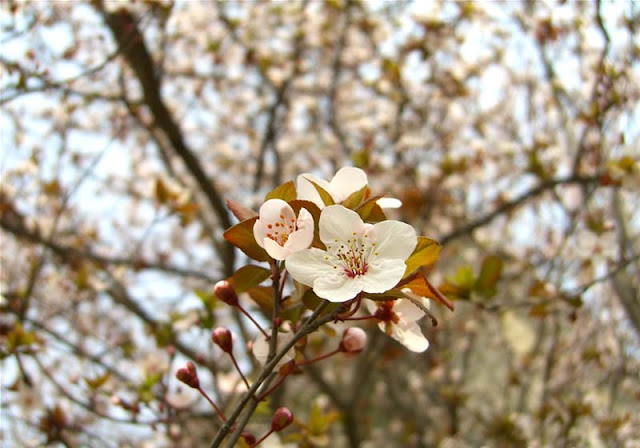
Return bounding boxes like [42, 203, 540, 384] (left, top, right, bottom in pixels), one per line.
[339, 327, 367, 354]
[271, 407, 294, 432]
[214, 280, 238, 306]
[212, 327, 233, 353]
[175, 361, 199, 389]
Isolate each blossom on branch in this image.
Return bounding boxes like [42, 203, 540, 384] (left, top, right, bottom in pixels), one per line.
[366, 291, 431, 353]
[253, 199, 314, 260]
[285, 205, 417, 302]
[297, 166, 368, 209]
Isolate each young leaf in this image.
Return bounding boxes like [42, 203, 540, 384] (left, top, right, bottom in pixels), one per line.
[246, 286, 274, 314]
[226, 198, 258, 221]
[399, 271, 455, 311]
[355, 196, 387, 222]
[475, 255, 503, 299]
[265, 180, 297, 203]
[307, 179, 335, 206]
[341, 185, 368, 210]
[403, 237, 441, 278]
[230, 265, 271, 293]
[223, 217, 270, 262]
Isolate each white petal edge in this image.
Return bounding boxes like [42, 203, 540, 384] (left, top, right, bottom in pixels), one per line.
[376, 197, 403, 209]
[313, 273, 365, 302]
[369, 220, 417, 261]
[329, 167, 368, 202]
[391, 322, 429, 353]
[361, 258, 407, 294]
[285, 248, 336, 288]
[296, 175, 325, 209]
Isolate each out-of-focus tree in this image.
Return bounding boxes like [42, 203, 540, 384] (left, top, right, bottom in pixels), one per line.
[1, 0, 639, 447]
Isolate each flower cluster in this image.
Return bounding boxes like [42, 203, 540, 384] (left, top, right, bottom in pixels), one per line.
[224, 167, 449, 353]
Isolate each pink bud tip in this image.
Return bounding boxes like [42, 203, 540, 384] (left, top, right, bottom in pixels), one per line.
[339, 327, 367, 354]
[212, 327, 233, 353]
[214, 280, 238, 306]
[176, 361, 199, 389]
[271, 407, 294, 432]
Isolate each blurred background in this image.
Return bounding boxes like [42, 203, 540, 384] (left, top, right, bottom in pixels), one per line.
[1, 1, 639, 447]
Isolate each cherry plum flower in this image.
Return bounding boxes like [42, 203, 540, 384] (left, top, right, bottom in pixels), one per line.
[366, 290, 430, 353]
[253, 199, 314, 260]
[297, 166, 401, 209]
[285, 205, 417, 302]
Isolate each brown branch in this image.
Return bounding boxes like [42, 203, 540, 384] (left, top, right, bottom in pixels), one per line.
[0, 210, 217, 283]
[440, 174, 601, 246]
[96, 5, 235, 276]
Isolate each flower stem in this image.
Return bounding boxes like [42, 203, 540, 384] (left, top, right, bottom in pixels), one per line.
[197, 387, 227, 422]
[237, 304, 270, 338]
[229, 352, 250, 390]
[296, 348, 341, 367]
[249, 429, 274, 448]
[210, 301, 335, 448]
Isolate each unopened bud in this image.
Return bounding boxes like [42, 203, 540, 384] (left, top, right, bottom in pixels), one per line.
[271, 407, 294, 432]
[339, 327, 367, 354]
[241, 431, 256, 445]
[175, 361, 199, 389]
[212, 327, 233, 353]
[214, 280, 238, 306]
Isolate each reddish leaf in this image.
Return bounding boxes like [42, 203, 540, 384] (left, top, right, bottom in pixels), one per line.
[226, 198, 258, 221]
[223, 217, 270, 261]
[229, 265, 271, 293]
[246, 286, 274, 313]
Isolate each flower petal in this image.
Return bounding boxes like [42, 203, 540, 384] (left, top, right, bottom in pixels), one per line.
[319, 205, 365, 247]
[391, 321, 429, 352]
[253, 218, 267, 249]
[361, 258, 407, 293]
[376, 197, 403, 209]
[369, 220, 417, 261]
[284, 208, 314, 252]
[253, 332, 295, 368]
[313, 274, 365, 302]
[258, 198, 294, 224]
[329, 167, 368, 202]
[285, 248, 336, 288]
[393, 297, 425, 323]
[297, 174, 331, 209]
[263, 238, 291, 260]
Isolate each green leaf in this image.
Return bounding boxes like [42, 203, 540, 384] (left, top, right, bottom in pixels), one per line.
[341, 185, 368, 210]
[84, 372, 111, 390]
[450, 265, 475, 290]
[475, 255, 503, 299]
[265, 180, 297, 203]
[223, 217, 270, 262]
[230, 265, 271, 293]
[307, 179, 334, 206]
[403, 237, 441, 278]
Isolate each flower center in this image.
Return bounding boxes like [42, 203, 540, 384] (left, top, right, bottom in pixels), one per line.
[332, 233, 372, 278]
[265, 213, 296, 247]
[374, 301, 400, 324]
